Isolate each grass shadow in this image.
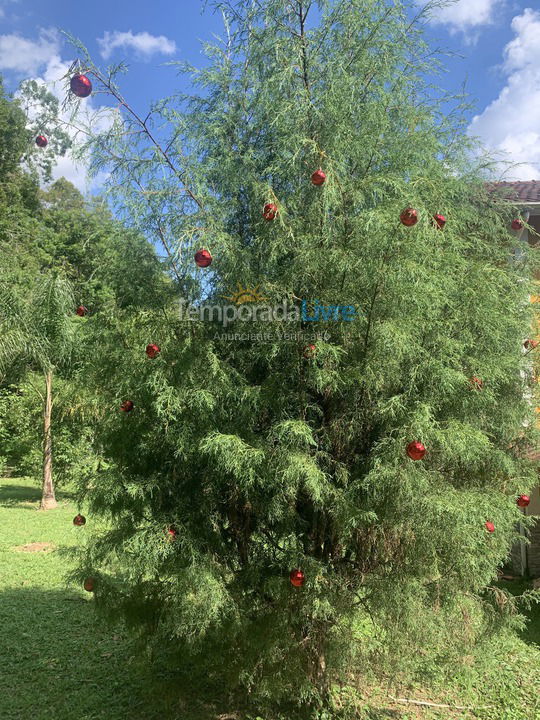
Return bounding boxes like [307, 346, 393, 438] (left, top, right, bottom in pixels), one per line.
[497, 579, 540, 647]
[0, 586, 173, 720]
[0, 483, 42, 507]
[0, 584, 492, 720]
[0, 482, 75, 509]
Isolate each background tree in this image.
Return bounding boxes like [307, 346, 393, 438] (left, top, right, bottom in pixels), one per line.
[0, 72, 170, 492]
[17, 79, 71, 183]
[0, 81, 49, 294]
[0, 79, 29, 180]
[34, 0, 540, 712]
[0, 273, 76, 508]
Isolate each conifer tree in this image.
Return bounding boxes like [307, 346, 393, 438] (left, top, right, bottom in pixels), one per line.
[58, 0, 538, 710]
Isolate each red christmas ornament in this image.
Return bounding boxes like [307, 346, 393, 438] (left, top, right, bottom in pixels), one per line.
[524, 339, 539, 350]
[120, 400, 134, 413]
[517, 494, 530, 508]
[76, 305, 88, 317]
[311, 169, 326, 186]
[289, 569, 305, 587]
[406, 441, 425, 461]
[83, 577, 95, 592]
[303, 344, 316, 359]
[400, 207, 418, 226]
[195, 249, 212, 268]
[73, 514, 86, 526]
[145, 343, 161, 359]
[485, 521, 495, 533]
[35, 135, 48, 148]
[511, 219, 523, 231]
[469, 376, 483, 390]
[166, 526, 177, 540]
[432, 213, 446, 229]
[263, 203, 278, 221]
[70, 74, 92, 98]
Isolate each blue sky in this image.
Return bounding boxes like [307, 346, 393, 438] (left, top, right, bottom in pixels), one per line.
[0, 0, 538, 190]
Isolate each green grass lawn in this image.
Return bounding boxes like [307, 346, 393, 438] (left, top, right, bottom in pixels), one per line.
[0, 478, 176, 720]
[1, 476, 540, 720]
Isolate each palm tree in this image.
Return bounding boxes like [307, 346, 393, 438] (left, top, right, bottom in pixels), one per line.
[0, 273, 76, 509]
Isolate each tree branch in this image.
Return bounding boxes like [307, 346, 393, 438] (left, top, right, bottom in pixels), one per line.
[87, 69, 205, 211]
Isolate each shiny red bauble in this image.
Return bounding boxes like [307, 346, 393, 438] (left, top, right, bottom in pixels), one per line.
[485, 521, 495, 533]
[290, 569, 305, 587]
[406, 441, 425, 461]
[311, 169, 326, 186]
[517, 495, 530, 508]
[166, 526, 177, 540]
[120, 400, 134, 413]
[195, 249, 212, 268]
[469, 376, 483, 390]
[145, 343, 161, 359]
[73, 514, 86, 526]
[400, 207, 418, 226]
[433, 213, 446, 229]
[303, 344, 316, 359]
[76, 305, 88, 317]
[70, 74, 92, 98]
[524, 339, 539, 350]
[83, 577, 95, 592]
[35, 135, 48, 148]
[263, 203, 278, 221]
[511, 219, 523, 231]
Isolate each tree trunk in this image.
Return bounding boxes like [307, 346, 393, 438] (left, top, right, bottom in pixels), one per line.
[40, 370, 57, 510]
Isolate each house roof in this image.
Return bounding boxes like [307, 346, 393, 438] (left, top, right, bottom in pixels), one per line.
[487, 181, 540, 203]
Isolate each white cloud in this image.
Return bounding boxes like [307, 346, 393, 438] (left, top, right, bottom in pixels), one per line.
[1, 30, 114, 194]
[0, 0, 19, 22]
[97, 30, 176, 60]
[0, 28, 59, 75]
[422, 0, 504, 40]
[49, 151, 110, 194]
[468, 8, 540, 180]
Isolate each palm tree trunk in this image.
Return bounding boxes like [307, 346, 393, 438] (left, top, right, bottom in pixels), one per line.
[40, 370, 57, 510]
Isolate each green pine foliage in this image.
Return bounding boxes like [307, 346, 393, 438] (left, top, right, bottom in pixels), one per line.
[57, 0, 540, 712]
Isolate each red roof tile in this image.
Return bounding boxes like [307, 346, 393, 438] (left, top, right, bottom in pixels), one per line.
[487, 181, 540, 203]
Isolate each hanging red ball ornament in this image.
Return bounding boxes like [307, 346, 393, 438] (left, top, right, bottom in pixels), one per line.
[70, 74, 92, 98]
[120, 400, 134, 413]
[303, 344, 316, 359]
[511, 219, 523, 231]
[400, 207, 418, 226]
[517, 494, 530, 508]
[406, 441, 425, 461]
[263, 203, 278, 221]
[145, 343, 161, 359]
[432, 213, 446, 229]
[289, 569, 305, 587]
[469, 376, 483, 390]
[195, 249, 212, 268]
[166, 526, 177, 540]
[35, 135, 48, 148]
[311, 169, 326, 186]
[73, 514, 86, 526]
[485, 521, 495, 533]
[76, 305, 88, 317]
[524, 339, 539, 350]
[83, 577, 95, 592]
